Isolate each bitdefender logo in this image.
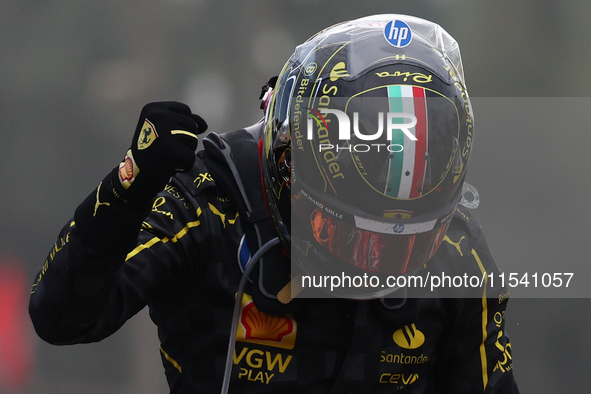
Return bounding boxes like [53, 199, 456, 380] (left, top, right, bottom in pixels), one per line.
[306, 108, 418, 153]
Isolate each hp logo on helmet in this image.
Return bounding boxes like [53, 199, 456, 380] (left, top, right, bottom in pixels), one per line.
[384, 20, 412, 48]
[393, 224, 405, 234]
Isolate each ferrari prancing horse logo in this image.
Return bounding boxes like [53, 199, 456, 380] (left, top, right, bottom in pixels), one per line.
[138, 119, 159, 150]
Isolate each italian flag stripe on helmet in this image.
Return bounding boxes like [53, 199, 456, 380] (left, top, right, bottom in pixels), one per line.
[385, 85, 429, 199]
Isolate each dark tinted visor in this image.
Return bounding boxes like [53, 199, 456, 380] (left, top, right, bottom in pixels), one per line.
[308, 208, 448, 274]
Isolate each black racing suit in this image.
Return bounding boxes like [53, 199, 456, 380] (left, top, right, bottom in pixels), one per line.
[29, 127, 519, 393]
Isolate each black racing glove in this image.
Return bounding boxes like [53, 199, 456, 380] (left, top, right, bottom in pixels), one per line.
[114, 101, 207, 202]
[74, 102, 207, 252]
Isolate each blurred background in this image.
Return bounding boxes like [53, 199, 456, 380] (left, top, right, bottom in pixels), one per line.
[1, 0, 590, 392]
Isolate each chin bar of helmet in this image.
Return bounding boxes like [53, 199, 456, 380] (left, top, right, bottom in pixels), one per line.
[220, 236, 281, 394]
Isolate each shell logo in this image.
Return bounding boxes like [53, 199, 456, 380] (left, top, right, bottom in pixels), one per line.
[393, 324, 425, 349]
[236, 294, 297, 350]
[118, 150, 139, 189]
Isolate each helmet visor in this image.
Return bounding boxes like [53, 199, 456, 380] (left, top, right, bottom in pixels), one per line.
[292, 182, 457, 277]
[307, 208, 449, 274]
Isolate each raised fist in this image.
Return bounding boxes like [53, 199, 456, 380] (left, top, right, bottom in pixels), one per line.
[115, 101, 207, 201]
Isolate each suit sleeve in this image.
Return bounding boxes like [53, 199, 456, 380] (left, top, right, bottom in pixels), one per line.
[436, 214, 519, 393]
[28, 174, 187, 345]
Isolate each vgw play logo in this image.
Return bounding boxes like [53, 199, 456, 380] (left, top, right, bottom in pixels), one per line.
[306, 108, 418, 153]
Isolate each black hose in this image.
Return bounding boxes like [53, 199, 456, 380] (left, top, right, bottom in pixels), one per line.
[220, 237, 281, 394]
